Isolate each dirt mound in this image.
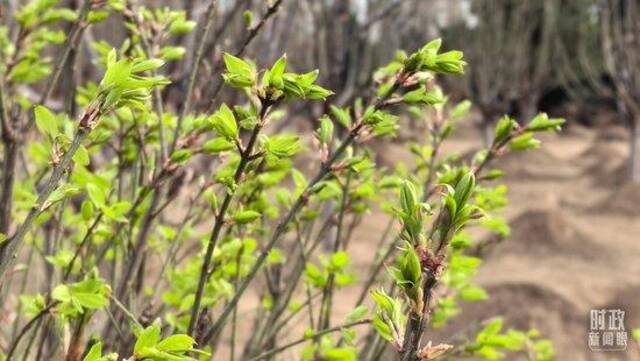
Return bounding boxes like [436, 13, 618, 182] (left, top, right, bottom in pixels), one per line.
[431, 282, 593, 361]
[585, 163, 628, 188]
[577, 139, 628, 187]
[594, 124, 629, 143]
[488, 209, 607, 262]
[598, 285, 640, 326]
[591, 286, 640, 360]
[598, 183, 640, 214]
[497, 148, 569, 180]
[578, 140, 625, 165]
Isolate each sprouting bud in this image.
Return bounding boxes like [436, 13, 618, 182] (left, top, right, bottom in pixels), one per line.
[453, 171, 475, 208]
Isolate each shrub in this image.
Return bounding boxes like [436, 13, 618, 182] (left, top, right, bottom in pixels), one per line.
[0, 1, 561, 361]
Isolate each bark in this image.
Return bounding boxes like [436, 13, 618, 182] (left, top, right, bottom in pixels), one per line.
[0, 140, 17, 234]
[630, 117, 640, 183]
[479, 107, 496, 148]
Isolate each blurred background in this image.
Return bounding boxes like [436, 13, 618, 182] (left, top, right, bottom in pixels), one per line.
[5, 0, 640, 359]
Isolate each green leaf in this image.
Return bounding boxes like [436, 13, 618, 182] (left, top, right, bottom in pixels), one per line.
[305, 84, 333, 100]
[34, 105, 59, 138]
[305, 263, 327, 288]
[527, 113, 565, 132]
[346, 305, 368, 322]
[101, 59, 132, 89]
[478, 318, 503, 342]
[160, 46, 186, 61]
[73, 145, 90, 166]
[83, 342, 102, 361]
[41, 184, 80, 211]
[156, 334, 195, 352]
[131, 59, 164, 73]
[421, 38, 442, 54]
[330, 105, 351, 128]
[269, 55, 287, 89]
[51, 284, 72, 303]
[264, 134, 302, 158]
[267, 249, 286, 265]
[135, 324, 162, 353]
[101, 202, 131, 223]
[317, 116, 334, 144]
[211, 104, 238, 139]
[509, 132, 541, 151]
[451, 100, 471, 119]
[402, 87, 444, 105]
[222, 53, 255, 88]
[223, 53, 253, 76]
[87, 183, 107, 209]
[73, 292, 108, 309]
[399, 243, 422, 287]
[170, 149, 193, 164]
[494, 116, 516, 143]
[169, 19, 196, 35]
[453, 172, 475, 208]
[400, 180, 418, 215]
[242, 10, 254, 28]
[81, 200, 94, 221]
[202, 138, 235, 154]
[233, 210, 261, 224]
[45, 249, 74, 268]
[329, 251, 350, 271]
[460, 285, 488, 302]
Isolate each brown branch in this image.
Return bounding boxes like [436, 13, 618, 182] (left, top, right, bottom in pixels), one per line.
[248, 319, 371, 361]
[171, 0, 219, 153]
[188, 101, 270, 337]
[0, 127, 89, 281]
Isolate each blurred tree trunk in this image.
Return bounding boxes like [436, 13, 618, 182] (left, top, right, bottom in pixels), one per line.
[629, 116, 640, 182]
[479, 106, 497, 147]
[443, 0, 557, 135]
[602, 0, 640, 183]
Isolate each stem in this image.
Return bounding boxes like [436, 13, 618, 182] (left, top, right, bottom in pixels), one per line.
[123, 0, 167, 164]
[318, 171, 352, 330]
[171, 0, 218, 153]
[353, 218, 395, 306]
[0, 129, 89, 281]
[6, 302, 58, 361]
[0, 0, 92, 279]
[400, 270, 436, 361]
[0, 76, 16, 234]
[109, 294, 143, 329]
[187, 104, 268, 337]
[248, 319, 371, 361]
[63, 213, 103, 281]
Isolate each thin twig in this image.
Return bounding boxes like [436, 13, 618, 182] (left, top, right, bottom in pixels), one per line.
[0, 129, 89, 280]
[6, 302, 58, 361]
[248, 319, 371, 361]
[187, 102, 270, 337]
[171, 0, 218, 153]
